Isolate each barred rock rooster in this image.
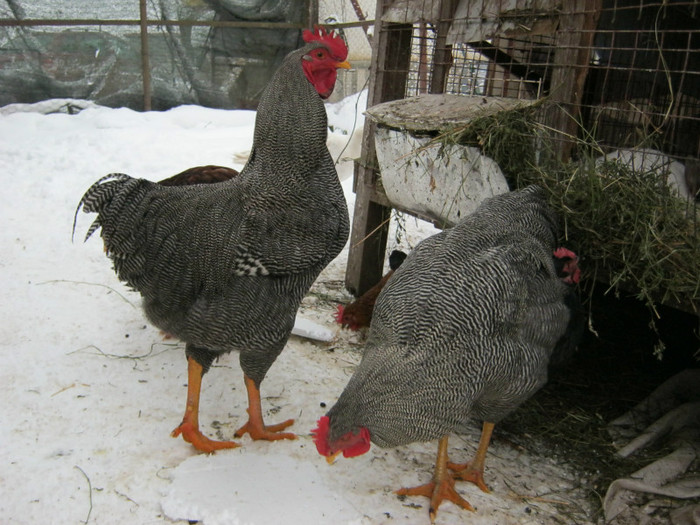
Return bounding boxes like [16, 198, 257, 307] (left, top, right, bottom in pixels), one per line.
[336, 249, 407, 330]
[313, 186, 578, 521]
[74, 27, 351, 453]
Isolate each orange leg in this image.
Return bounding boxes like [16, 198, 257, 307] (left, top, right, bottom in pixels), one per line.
[447, 421, 494, 493]
[171, 357, 240, 453]
[396, 435, 474, 523]
[234, 375, 296, 441]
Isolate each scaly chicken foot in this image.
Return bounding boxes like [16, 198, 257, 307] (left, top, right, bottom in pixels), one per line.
[172, 421, 240, 453]
[395, 435, 474, 523]
[234, 375, 296, 441]
[171, 356, 241, 453]
[447, 421, 495, 493]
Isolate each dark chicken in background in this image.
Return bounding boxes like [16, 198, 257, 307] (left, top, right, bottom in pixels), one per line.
[313, 186, 580, 521]
[74, 27, 351, 453]
[336, 249, 407, 330]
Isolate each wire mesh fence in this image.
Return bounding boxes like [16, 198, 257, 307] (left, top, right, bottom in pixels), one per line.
[372, 0, 699, 162]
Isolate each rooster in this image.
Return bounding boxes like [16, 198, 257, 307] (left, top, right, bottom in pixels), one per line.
[335, 249, 407, 330]
[74, 27, 351, 453]
[313, 186, 578, 521]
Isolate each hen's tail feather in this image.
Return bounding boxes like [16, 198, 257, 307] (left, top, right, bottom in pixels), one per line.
[72, 173, 133, 242]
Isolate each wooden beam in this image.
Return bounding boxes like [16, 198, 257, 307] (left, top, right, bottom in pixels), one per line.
[429, 0, 458, 94]
[546, 0, 602, 161]
[344, 4, 412, 296]
[139, 0, 151, 111]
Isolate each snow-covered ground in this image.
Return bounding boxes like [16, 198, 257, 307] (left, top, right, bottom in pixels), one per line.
[0, 94, 594, 524]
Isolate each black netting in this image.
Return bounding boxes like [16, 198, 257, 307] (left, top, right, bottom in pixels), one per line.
[0, 0, 308, 110]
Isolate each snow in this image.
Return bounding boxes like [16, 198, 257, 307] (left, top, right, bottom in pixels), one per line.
[0, 94, 593, 524]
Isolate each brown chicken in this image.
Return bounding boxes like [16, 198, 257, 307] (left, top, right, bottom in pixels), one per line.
[335, 250, 407, 330]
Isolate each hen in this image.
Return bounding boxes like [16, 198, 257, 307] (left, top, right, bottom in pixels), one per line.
[335, 249, 407, 330]
[313, 186, 577, 521]
[74, 27, 351, 453]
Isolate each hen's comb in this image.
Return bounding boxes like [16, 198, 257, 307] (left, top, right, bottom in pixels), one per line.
[302, 25, 348, 61]
[553, 247, 577, 261]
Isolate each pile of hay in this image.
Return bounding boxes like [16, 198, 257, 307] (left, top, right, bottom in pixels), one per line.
[434, 103, 700, 316]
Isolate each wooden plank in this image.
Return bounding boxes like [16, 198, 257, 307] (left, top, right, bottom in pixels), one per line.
[429, 0, 458, 94]
[545, 0, 602, 161]
[139, 0, 151, 111]
[344, 5, 413, 296]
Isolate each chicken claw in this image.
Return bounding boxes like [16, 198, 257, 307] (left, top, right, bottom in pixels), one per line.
[395, 435, 474, 522]
[447, 461, 490, 493]
[233, 375, 296, 441]
[234, 415, 296, 441]
[171, 421, 240, 453]
[447, 421, 495, 493]
[172, 357, 241, 453]
[396, 476, 474, 523]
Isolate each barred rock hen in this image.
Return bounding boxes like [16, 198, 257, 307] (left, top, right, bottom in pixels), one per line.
[313, 186, 577, 521]
[74, 27, 351, 453]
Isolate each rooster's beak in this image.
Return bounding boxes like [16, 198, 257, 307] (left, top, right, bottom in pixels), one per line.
[325, 450, 342, 464]
[336, 60, 351, 70]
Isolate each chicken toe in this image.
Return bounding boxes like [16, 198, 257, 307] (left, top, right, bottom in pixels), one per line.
[448, 421, 494, 493]
[171, 421, 240, 453]
[172, 356, 241, 453]
[395, 436, 474, 522]
[233, 375, 296, 441]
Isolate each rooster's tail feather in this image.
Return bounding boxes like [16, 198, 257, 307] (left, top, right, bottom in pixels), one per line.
[72, 173, 134, 242]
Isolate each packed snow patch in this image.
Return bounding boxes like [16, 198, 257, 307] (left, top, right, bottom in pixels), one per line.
[162, 452, 363, 525]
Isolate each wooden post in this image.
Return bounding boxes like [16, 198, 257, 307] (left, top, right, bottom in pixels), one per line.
[429, 0, 458, 94]
[306, 0, 318, 30]
[139, 0, 151, 111]
[546, 0, 601, 161]
[344, 0, 412, 296]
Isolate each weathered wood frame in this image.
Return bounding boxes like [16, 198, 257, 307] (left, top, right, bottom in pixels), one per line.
[345, 0, 602, 296]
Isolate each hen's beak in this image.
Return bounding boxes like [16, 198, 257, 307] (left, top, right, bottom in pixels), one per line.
[336, 60, 351, 70]
[326, 450, 342, 464]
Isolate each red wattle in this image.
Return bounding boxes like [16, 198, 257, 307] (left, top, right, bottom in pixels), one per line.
[342, 427, 371, 458]
[312, 415, 331, 456]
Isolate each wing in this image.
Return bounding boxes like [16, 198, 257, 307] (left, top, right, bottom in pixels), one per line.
[94, 173, 345, 294]
[233, 186, 348, 277]
[370, 224, 568, 354]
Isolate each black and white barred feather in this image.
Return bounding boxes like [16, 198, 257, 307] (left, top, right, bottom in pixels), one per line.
[73, 173, 133, 242]
[74, 41, 349, 385]
[325, 186, 571, 447]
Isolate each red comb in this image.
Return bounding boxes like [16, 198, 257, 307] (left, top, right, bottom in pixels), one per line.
[553, 247, 577, 260]
[554, 247, 581, 284]
[312, 416, 331, 456]
[302, 26, 348, 61]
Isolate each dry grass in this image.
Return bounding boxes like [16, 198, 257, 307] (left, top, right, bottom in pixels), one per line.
[430, 102, 700, 321]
